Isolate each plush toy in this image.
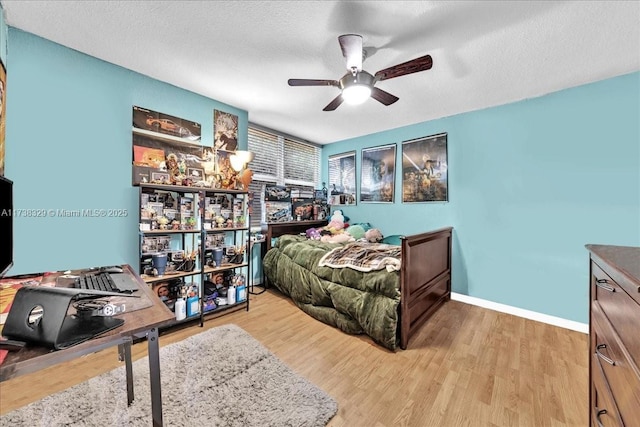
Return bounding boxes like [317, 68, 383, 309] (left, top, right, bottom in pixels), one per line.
[320, 233, 354, 244]
[365, 228, 384, 243]
[306, 227, 321, 240]
[346, 224, 366, 240]
[325, 210, 346, 234]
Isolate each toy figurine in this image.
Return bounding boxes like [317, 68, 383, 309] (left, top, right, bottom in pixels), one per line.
[157, 216, 169, 230]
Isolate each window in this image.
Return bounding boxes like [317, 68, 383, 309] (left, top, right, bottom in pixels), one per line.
[248, 124, 321, 227]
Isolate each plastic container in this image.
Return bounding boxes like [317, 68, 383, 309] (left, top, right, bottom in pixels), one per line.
[227, 285, 236, 305]
[236, 284, 247, 302]
[186, 296, 200, 317]
[174, 298, 186, 321]
[151, 253, 168, 276]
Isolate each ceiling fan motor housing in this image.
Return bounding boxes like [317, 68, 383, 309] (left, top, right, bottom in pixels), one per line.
[339, 70, 374, 90]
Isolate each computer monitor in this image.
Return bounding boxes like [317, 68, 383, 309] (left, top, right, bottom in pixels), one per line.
[0, 175, 13, 278]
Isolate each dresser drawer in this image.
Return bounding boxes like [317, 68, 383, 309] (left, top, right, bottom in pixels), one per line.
[591, 305, 640, 426]
[592, 262, 640, 370]
[592, 353, 623, 427]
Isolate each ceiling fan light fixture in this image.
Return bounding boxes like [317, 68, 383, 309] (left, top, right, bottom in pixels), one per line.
[342, 84, 371, 105]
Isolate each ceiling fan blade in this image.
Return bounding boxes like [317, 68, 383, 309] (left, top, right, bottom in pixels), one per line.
[338, 34, 363, 72]
[323, 94, 344, 111]
[374, 54, 433, 81]
[288, 79, 339, 87]
[371, 87, 399, 106]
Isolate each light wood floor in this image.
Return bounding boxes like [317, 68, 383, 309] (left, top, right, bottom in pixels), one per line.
[0, 289, 588, 426]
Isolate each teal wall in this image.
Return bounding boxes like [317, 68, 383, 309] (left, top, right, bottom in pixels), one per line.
[5, 29, 248, 275]
[322, 72, 640, 324]
[6, 26, 639, 324]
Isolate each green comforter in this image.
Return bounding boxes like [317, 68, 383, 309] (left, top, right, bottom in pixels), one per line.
[263, 235, 401, 350]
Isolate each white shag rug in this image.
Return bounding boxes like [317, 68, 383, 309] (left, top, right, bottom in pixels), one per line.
[1, 324, 337, 426]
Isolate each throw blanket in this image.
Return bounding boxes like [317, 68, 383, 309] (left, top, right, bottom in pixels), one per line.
[318, 242, 402, 272]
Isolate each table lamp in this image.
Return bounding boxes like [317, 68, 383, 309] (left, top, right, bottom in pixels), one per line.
[229, 150, 254, 190]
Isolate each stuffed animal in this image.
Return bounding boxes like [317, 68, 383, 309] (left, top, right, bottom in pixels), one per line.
[325, 210, 346, 234]
[346, 224, 366, 240]
[306, 227, 321, 240]
[320, 233, 354, 244]
[365, 228, 383, 243]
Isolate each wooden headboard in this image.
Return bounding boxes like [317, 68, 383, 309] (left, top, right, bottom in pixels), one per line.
[263, 220, 328, 253]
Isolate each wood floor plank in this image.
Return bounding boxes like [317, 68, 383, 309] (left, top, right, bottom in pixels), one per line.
[0, 290, 588, 426]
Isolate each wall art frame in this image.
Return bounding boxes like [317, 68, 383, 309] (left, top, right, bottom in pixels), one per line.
[214, 110, 238, 151]
[327, 151, 357, 205]
[360, 144, 396, 203]
[401, 132, 448, 203]
[0, 60, 5, 177]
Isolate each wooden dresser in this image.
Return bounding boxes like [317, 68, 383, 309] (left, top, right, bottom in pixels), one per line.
[586, 245, 640, 426]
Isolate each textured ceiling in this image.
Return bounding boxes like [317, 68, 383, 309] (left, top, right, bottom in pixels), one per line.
[2, 1, 639, 144]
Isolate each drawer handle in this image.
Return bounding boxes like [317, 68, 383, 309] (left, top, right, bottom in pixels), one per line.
[596, 344, 616, 365]
[595, 279, 615, 292]
[596, 408, 607, 427]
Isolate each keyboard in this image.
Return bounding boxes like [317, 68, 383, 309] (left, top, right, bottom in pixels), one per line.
[75, 272, 121, 293]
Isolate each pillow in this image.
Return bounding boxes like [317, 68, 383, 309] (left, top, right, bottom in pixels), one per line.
[382, 235, 403, 246]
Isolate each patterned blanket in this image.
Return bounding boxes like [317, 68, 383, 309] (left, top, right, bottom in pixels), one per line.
[318, 242, 402, 272]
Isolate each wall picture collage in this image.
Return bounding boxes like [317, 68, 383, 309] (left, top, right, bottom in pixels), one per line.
[328, 133, 448, 205]
[131, 106, 241, 191]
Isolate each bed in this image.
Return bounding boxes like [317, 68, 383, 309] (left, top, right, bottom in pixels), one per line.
[262, 225, 453, 350]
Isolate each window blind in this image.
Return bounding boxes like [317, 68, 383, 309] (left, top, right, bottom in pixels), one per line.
[248, 125, 320, 228]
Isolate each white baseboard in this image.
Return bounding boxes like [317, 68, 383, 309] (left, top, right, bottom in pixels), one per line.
[451, 292, 588, 334]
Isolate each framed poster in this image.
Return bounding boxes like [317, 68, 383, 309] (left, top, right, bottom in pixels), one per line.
[132, 105, 201, 142]
[214, 110, 238, 151]
[401, 133, 448, 202]
[360, 144, 396, 203]
[0, 60, 5, 177]
[327, 151, 356, 205]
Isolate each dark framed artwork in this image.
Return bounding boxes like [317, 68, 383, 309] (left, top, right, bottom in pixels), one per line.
[327, 151, 356, 205]
[0, 60, 5, 177]
[360, 144, 396, 203]
[214, 110, 238, 151]
[133, 105, 201, 142]
[133, 165, 152, 185]
[401, 133, 448, 203]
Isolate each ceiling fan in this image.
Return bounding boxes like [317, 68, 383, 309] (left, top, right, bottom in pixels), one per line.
[288, 34, 433, 111]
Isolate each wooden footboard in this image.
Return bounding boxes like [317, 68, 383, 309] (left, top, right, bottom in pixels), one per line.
[399, 227, 453, 349]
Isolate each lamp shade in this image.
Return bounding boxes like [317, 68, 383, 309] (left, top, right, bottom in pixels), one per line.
[342, 84, 371, 105]
[235, 150, 255, 164]
[229, 154, 245, 172]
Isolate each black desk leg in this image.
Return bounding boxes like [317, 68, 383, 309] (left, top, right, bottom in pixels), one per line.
[118, 340, 134, 405]
[147, 327, 163, 427]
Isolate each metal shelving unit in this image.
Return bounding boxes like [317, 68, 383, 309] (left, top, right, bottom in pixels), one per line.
[137, 183, 250, 329]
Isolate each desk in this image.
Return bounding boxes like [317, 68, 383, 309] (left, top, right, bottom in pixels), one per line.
[0, 264, 174, 427]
